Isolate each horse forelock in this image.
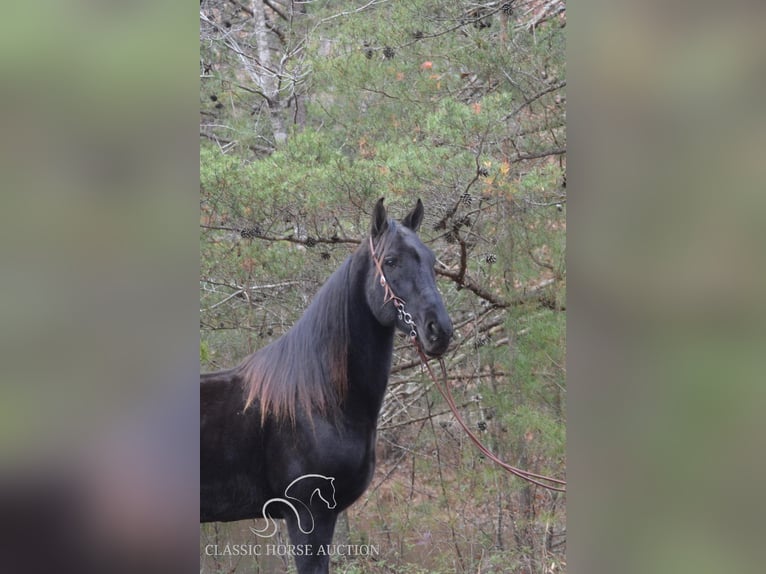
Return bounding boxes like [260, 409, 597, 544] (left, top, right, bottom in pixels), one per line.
[372, 218, 398, 252]
[238, 257, 352, 426]
[374, 218, 427, 258]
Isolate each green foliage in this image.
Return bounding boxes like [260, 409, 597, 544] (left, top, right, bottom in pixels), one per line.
[201, 0, 565, 571]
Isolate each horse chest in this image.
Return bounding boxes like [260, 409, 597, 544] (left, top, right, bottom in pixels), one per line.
[291, 422, 377, 510]
[334, 433, 377, 509]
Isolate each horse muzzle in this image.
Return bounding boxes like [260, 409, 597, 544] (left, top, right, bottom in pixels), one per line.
[417, 313, 453, 357]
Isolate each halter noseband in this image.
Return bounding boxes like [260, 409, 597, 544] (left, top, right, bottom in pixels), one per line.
[369, 235, 418, 340]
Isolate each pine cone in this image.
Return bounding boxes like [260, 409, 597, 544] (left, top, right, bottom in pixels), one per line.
[240, 226, 261, 239]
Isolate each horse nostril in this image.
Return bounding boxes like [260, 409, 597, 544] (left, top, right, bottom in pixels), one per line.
[427, 321, 439, 339]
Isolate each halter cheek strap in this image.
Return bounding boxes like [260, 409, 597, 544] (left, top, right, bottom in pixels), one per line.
[369, 236, 417, 340]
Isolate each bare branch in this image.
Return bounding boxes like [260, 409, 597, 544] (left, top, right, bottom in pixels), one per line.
[200, 224, 360, 246]
[514, 147, 566, 162]
[316, 0, 390, 25]
[504, 80, 566, 121]
[262, 0, 288, 22]
[200, 131, 274, 155]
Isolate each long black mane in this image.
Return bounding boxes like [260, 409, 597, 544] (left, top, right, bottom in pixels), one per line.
[237, 251, 353, 425]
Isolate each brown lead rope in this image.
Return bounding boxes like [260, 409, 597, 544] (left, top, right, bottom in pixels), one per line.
[414, 341, 566, 493]
[370, 235, 566, 493]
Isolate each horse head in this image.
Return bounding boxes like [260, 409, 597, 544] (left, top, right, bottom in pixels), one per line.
[367, 198, 453, 357]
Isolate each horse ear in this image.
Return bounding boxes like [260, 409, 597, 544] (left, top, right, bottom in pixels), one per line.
[371, 197, 388, 238]
[401, 198, 424, 232]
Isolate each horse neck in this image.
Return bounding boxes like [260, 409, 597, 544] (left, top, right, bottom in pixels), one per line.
[343, 249, 396, 421]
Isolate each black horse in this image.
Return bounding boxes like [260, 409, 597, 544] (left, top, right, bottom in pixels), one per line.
[201, 198, 453, 574]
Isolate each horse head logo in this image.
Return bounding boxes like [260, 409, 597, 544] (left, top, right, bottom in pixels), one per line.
[250, 474, 337, 538]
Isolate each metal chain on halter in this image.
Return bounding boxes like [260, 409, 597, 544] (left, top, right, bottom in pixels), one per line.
[393, 299, 417, 340]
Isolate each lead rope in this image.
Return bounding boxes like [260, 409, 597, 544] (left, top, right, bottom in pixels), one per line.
[370, 236, 566, 493]
[415, 344, 566, 492]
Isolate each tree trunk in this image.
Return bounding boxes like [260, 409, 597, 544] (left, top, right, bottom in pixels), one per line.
[251, 0, 287, 145]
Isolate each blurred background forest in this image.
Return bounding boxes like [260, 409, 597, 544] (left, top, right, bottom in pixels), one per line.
[200, 1, 566, 572]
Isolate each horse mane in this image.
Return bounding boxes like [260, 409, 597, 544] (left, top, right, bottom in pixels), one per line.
[237, 252, 354, 426]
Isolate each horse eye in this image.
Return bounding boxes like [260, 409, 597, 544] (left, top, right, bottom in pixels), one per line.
[384, 257, 397, 267]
